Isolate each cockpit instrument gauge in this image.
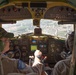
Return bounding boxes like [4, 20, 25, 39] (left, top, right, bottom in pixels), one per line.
[14, 40, 19, 45]
[14, 50, 21, 59]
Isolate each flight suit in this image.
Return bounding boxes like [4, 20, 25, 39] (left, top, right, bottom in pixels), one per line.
[0, 54, 19, 75]
[52, 55, 71, 75]
[0, 54, 42, 75]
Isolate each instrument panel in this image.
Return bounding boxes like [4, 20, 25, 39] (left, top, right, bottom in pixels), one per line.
[9, 38, 30, 63]
[7, 34, 67, 66]
[47, 38, 66, 64]
[29, 35, 48, 55]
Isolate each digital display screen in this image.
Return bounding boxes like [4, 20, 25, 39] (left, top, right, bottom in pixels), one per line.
[32, 40, 36, 43]
[31, 45, 37, 51]
[39, 44, 47, 48]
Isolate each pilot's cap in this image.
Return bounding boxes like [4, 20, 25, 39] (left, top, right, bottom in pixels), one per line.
[34, 50, 42, 57]
[0, 27, 14, 38]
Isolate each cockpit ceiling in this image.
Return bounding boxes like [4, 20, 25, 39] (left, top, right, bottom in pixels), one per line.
[44, 6, 76, 21]
[0, 6, 75, 21]
[0, 0, 76, 8]
[0, 5, 32, 20]
[0, 1, 76, 22]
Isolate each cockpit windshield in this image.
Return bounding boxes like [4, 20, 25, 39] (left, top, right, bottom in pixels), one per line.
[2, 19, 74, 39]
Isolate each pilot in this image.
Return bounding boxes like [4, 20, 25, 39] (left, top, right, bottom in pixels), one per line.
[52, 31, 74, 75]
[0, 27, 36, 75]
[0, 27, 46, 75]
[0, 27, 15, 73]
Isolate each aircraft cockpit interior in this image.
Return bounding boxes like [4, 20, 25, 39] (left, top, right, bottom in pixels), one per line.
[0, 0, 76, 75]
[5, 27, 68, 67]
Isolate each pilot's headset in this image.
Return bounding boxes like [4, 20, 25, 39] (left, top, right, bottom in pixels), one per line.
[65, 31, 74, 55]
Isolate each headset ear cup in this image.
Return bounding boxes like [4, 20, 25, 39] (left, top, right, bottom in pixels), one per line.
[0, 40, 4, 52]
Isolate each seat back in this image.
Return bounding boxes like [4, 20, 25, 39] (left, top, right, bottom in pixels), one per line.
[2, 57, 18, 75]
